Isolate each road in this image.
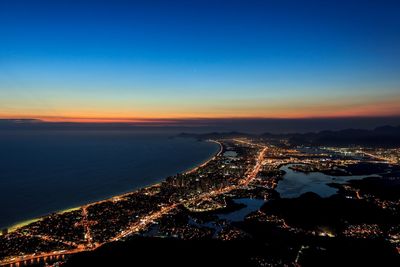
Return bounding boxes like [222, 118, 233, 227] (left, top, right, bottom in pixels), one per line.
[0, 140, 267, 267]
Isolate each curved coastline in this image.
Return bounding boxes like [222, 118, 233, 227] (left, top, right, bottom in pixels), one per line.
[5, 139, 222, 234]
[184, 139, 223, 175]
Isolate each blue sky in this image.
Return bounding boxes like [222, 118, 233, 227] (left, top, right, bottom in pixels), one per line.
[0, 0, 399, 120]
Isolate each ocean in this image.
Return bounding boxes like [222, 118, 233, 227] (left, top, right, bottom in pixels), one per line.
[0, 130, 219, 228]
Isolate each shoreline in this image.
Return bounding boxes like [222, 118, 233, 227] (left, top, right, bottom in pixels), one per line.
[3, 139, 223, 234]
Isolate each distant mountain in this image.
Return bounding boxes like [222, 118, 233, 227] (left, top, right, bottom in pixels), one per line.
[0, 118, 42, 124]
[177, 131, 252, 140]
[179, 125, 400, 147]
[284, 125, 400, 147]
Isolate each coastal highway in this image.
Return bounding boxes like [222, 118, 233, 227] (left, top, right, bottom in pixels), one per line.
[0, 140, 266, 267]
[112, 142, 268, 242]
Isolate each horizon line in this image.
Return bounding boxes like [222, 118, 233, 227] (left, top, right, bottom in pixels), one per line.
[1, 115, 400, 124]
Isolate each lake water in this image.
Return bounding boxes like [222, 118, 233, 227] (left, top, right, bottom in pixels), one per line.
[276, 164, 374, 198]
[0, 130, 219, 228]
[217, 198, 265, 222]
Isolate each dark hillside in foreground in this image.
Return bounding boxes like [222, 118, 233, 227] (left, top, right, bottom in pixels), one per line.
[64, 236, 399, 267]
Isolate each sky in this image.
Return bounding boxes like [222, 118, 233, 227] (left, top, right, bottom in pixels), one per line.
[0, 0, 400, 123]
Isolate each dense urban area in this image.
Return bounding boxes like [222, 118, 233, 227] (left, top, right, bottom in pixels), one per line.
[1, 136, 399, 266]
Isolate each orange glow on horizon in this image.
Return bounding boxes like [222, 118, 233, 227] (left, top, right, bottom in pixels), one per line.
[1, 95, 399, 123]
[1, 112, 399, 124]
[1, 90, 399, 123]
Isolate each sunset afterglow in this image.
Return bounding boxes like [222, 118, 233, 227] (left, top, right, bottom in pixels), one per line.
[1, 1, 399, 122]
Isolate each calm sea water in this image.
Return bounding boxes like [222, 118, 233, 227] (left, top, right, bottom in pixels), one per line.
[0, 130, 219, 228]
